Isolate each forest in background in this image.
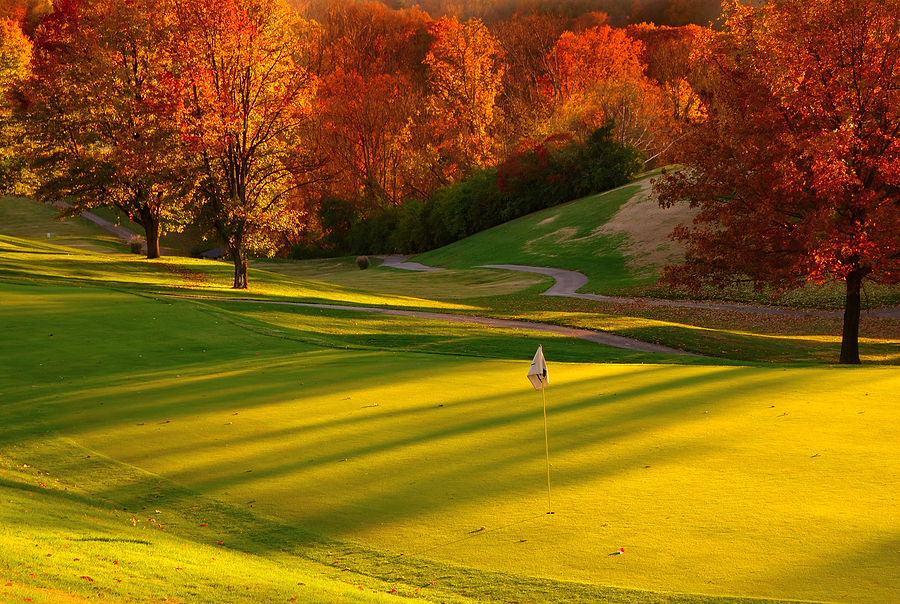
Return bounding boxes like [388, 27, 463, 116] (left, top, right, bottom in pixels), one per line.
[0, 0, 716, 279]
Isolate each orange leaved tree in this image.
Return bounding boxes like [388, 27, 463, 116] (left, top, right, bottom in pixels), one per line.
[543, 25, 672, 162]
[22, 0, 195, 259]
[425, 15, 505, 176]
[175, 0, 318, 289]
[0, 17, 31, 194]
[312, 2, 434, 205]
[655, 0, 900, 364]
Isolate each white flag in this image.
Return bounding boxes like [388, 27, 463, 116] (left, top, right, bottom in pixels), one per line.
[527, 345, 548, 391]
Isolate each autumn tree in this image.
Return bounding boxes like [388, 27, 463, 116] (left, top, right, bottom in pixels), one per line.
[425, 15, 504, 176]
[0, 18, 31, 193]
[626, 23, 705, 124]
[491, 11, 569, 142]
[317, 70, 424, 205]
[542, 25, 672, 162]
[22, 0, 195, 259]
[654, 0, 900, 364]
[176, 0, 318, 289]
[310, 2, 437, 205]
[311, 0, 431, 80]
[1, 0, 52, 36]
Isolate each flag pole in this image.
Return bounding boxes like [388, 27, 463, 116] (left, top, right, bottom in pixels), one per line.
[527, 345, 553, 515]
[542, 380, 552, 515]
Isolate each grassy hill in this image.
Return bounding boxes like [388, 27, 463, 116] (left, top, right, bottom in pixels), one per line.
[2, 197, 900, 603]
[413, 177, 693, 294]
[252, 180, 900, 365]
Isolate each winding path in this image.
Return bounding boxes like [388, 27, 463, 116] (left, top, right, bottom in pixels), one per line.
[480, 264, 900, 319]
[375, 255, 444, 272]
[55, 202, 137, 243]
[381, 256, 900, 318]
[480, 264, 847, 317]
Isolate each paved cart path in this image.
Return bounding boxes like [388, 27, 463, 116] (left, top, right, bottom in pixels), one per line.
[381, 257, 900, 318]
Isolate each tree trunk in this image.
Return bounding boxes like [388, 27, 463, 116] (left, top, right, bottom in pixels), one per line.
[138, 203, 162, 259]
[230, 245, 248, 289]
[144, 216, 161, 259]
[839, 267, 869, 364]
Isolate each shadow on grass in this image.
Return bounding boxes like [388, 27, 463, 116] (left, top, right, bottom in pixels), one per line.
[2, 437, 815, 604]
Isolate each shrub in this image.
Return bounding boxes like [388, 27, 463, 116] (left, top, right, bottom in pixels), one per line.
[318, 196, 359, 255]
[497, 122, 643, 220]
[128, 234, 145, 254]
[389, 200, 428, 254]
[356, 255, 370, 270]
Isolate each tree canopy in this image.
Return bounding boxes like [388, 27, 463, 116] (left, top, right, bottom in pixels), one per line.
[8, 0, 710, 286]
[21, 0, 195, 259]
[655, 0, 900, 364]
[175, 0, 319, 288]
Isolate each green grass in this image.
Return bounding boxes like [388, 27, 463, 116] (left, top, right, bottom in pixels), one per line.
[3, 195, 900, 603]
[0, 438, 452, 604]
[251, 256, 552, 301]
[1, 266, 898, 603]
[88, 204, 212, 257]
[0, 196, 129, 254]
[414, 184, 644, 292]
[467, 296, 900, 365]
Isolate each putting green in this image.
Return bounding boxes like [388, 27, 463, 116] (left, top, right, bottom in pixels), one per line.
[59, 351, 899, 603]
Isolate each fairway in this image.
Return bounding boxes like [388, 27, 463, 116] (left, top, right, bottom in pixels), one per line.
[3, 274, 899, 603]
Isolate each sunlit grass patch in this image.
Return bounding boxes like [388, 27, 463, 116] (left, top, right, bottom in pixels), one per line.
[5, 193, 900, 604]
[0, 234, 478, 312]
[55, 354, 900, 604]
[0, 445, 436, 604]
[4, 259, 900, 602]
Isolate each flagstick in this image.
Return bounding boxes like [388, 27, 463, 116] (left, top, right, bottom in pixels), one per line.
[542, 381, 553, 515]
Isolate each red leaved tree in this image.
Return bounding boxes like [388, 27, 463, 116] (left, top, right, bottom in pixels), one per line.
[0, 17, 31, 194]
[542, 24, 673, 162]
[492, 11, 570, 142]
[655, 0, 900, 364]
[425, 15, 505, 176]
[626, 23, 706, 124]
[317, 70, 423, 205]
[311, 2, 436, 205]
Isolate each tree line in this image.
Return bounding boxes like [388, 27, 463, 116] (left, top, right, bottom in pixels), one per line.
[0, 0, 705, 288]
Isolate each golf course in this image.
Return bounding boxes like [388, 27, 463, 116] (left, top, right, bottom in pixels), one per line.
[2, 183, 899, 604]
